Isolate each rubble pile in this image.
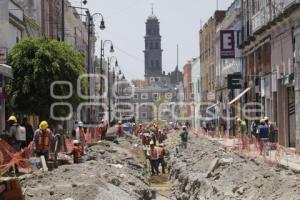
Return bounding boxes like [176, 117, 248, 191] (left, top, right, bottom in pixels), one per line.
[20, 139, 151, 200]
[168, 134, 300, 200]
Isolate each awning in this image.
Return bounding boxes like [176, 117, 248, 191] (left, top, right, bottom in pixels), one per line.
[0, 64, 13, 78]
[229, 87, 251, 105]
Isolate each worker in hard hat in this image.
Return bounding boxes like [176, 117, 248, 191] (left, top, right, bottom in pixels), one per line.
[115, 121, 124, 140]
[180, 126, 188, 149]
[75, 121, 86, 152]
[237, 119, 248, 150]
[257, 118, 269, 155]
[34, 121, 54, 160]
[157, 143, 166, 174]
[147, 141, 159, 176]
[6, 115, 21, 151]
[67, 140, 83, 164]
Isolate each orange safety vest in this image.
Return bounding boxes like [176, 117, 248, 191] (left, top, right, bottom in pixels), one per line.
[73, 146, 83, 163]
[157, 147, 165, 159]
[35, 129, 52, 151]
[148, 147, 158, 160]
[116, 125, 123, 134]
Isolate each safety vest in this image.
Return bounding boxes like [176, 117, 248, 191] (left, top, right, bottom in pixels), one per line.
[157, 147, 165, 159]
[35, 129, 52, 151]
[148, 147, 158, 160]
[73, 146, 83, 163]
[116, 125, 123, 134]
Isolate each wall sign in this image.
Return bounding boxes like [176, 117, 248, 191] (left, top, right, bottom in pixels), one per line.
[220, 30, 235, 59]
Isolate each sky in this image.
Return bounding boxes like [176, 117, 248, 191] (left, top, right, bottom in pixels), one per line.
[73, 0, 233, 80]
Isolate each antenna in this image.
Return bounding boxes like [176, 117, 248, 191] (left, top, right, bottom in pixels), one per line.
[177, 44, 179, 68]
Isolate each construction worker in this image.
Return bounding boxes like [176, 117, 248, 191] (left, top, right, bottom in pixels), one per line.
[115, 121, 124, 140]
[67, 140, 83, 164]
[180, 126, 188, 149]
[265, 117, 277, 143]
[147, 141, 159, 176]
[157, 143, 166, 174]
[76, 121, 85, 152]
[6, 115, 21, 151]
[237, 118, 248, 150]
[257, 118, 269, 155]
[34, 121, 54, 160]
[99, 119, 107, 140]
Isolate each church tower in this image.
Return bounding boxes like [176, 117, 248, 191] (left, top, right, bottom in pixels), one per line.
[144, 7, 162, 79]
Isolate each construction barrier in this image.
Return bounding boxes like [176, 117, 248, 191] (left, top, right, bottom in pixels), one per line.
[0, 139, 33, 176]
[190, 127, 300, 168]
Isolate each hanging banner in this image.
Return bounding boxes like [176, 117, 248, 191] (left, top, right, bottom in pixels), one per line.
[220, 30, 235, 59]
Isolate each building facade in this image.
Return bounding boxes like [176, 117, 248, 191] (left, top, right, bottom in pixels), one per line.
[200, 11, 226, 104]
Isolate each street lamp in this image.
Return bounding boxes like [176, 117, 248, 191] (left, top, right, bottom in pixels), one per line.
[107, 56, 118, 124]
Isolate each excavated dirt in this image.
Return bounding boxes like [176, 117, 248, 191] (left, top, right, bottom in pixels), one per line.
[166, 132, 300, 200]
[20, 138, 151, 200]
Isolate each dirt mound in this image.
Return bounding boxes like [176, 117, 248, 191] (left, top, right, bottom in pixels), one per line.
[20, 139, 151, 200]
[167, 134, 300, 200]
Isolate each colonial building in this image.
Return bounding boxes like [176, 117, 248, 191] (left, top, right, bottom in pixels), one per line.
[200, 11, 226, 105]
[125, 9, 183, 122]
[241, 0, 300, 147]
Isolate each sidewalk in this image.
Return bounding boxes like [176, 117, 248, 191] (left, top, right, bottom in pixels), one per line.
[194, 130, 300, 172]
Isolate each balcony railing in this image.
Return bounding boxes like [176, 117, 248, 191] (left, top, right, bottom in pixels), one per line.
[252, 7, 271, 33]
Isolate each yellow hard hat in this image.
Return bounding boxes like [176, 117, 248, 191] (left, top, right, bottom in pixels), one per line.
[8, 115, 17, 123]
[236, 118, 241, 123]
[260, 119, 265, 123]
[150, 140, 154, 145]
[39, 121, 48, 130]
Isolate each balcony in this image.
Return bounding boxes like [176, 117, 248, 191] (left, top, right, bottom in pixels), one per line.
[252, 7, 271, 34]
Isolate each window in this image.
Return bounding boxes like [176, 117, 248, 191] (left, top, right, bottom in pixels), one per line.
[141, 112, 147, 118]
[134, 94, 138, 99]
[141, 93, 148, 100]
[151, 60, 154, 68]
[150, 42, 153, 49]
[152, 93, 160, 101]
[165, 93, 172, 100]
[155, 42, 159, 49]
[156, 60, 159, 68]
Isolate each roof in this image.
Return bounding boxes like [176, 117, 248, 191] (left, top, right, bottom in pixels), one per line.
[147, 14, 158, 21]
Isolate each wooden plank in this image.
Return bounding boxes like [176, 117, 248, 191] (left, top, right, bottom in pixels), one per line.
[40, 156, 48, 172]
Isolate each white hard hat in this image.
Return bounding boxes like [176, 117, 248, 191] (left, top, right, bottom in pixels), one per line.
[73, 140, 80, 144]
[159, 143, 164, 147]
[182, 125, 187, 128]
[78, 121, 83, 127]
[264, 117, 269, 121]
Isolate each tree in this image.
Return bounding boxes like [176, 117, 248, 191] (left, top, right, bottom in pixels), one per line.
[6, 37, 87, 121]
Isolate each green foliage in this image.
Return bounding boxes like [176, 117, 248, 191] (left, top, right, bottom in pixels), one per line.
[6, 37, 87, 120]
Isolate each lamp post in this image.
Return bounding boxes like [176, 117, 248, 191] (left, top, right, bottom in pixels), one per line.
[107, 56, 118, 124]
[100, 40, 114, 111]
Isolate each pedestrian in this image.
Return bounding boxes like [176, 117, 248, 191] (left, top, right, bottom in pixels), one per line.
[21, 117, 34, 148]
[147, 141, 159, 176]
[257, 118, 269, 156]
[180, 126, 188, 149]
[76, 121, 86, 152]
[67, 140, 83, 164]
[34, 121, 54, 160]
[157, 143, 166, 174]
